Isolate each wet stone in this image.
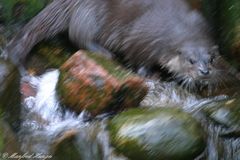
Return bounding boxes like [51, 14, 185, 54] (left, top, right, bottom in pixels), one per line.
[0, 59, 21, 131]
[108, 107, 206, 160]
[57, 50, 148, 116]
[203, 98, 240, 137]
[20, 80, 37, 99]
[51, 129, 81, 160]
[0, 119, 22, 155]
[51, 124, 105, 160]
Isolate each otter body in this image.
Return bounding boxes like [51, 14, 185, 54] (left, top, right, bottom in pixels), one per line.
[3, 0, 219, 87]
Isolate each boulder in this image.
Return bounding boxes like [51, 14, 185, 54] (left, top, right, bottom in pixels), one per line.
[0, 119, 22, 156]
[58, 50, 148, 116]
[52, 129, 81, 160]
[108, 107, 206, 160]
[51, 124, 105, 160]
[203, 98, 240, 137]
[0, 59, 21, 131]
[22, 37, 76, 76]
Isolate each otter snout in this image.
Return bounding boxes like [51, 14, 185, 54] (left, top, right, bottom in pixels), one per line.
[199, 68, 210, 75]
[198, 63, 210, 76]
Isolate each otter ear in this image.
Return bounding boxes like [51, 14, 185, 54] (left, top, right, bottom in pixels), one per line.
[209, 45, 220, 63]
[210, 45, 219, 56]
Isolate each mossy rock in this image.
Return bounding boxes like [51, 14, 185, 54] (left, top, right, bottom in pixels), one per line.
[52, 130, 82, 160]
[0, 59, 21, 131]
[52, 124, 105, 160]
[108, 107, 206, 160]
[86, 52, 132, 81]
[203, 98, 240, 129]
[86, 51, 148, 113]
[0, 119, 22, 154]
[58, 50, 147, 116]
[26, 37, 76, 75]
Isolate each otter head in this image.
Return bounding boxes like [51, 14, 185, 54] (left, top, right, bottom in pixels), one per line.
[164, 42, 219, 89]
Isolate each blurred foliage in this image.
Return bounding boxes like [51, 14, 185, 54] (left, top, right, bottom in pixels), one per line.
[1, 0, 51, 24]
[0, 121, 3, 152]
[202, 0, 240, 68]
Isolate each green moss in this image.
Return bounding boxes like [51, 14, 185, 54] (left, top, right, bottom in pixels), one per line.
[53, 136, 82, 160]
[0, 121, 3, 152]
[86, 52, 133, 81]
[203, 98, 240, 128]
[108, 108, 206, 160]
[33, 39, 74, 68]
[58, 70, 112, 113]
[0, 60, 21, 132]
[1, 0, 16, 22]
[1, 0, 50, 23]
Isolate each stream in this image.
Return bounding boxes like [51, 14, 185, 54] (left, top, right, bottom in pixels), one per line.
[11, 69, 240, 160]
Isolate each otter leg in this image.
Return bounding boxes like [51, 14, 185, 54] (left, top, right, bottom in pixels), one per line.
[137, 66, 152, 77]
[86, 42, 113, 59]
[137, 67, 148, 77]
[68, 0, 112, 59]
[3, 0, 80, 66]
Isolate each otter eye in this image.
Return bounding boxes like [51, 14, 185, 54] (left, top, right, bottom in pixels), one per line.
[209, 57, 214, 63]
[189, 58, 196, 64]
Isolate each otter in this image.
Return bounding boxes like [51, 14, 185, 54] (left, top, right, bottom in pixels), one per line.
[2, 0, 221, 89]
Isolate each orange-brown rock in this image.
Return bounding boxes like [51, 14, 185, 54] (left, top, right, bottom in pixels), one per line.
[58, 50, 148, 116]
[20, 81, 37, 99]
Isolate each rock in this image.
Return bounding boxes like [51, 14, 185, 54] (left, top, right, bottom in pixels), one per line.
[52, 124, 104, 160]
[108, 107, 206, 160]
[52, 129, 80, 160]
[24, 38, 76, 75]
[58, 50, 148, 116]
[0, 119, 22, 155]
[72, 124, 104, 160]
[0, 59, 21, 131]
[203, 98, 240, 137]
[20, 80, 37, 99]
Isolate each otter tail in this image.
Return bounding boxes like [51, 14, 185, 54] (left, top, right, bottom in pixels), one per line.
[2, 0, 80, 66]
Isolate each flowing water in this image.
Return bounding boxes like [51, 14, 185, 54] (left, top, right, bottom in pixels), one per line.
[16, 70, 240, 159]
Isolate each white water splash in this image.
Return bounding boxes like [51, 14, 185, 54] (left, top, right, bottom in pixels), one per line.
[33, 70, 62, 123]
[23, 70, 84, 124]
[20, 70, 86, 153]
[141, 79, 228, 113]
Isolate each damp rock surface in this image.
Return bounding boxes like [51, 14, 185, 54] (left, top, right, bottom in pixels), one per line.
[0, 119, 22, 155]
[108, 107, 206, 160]
[203, 98, 240, 137]
[58, 50, 148, 116]
[0, 59, 21, 131]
